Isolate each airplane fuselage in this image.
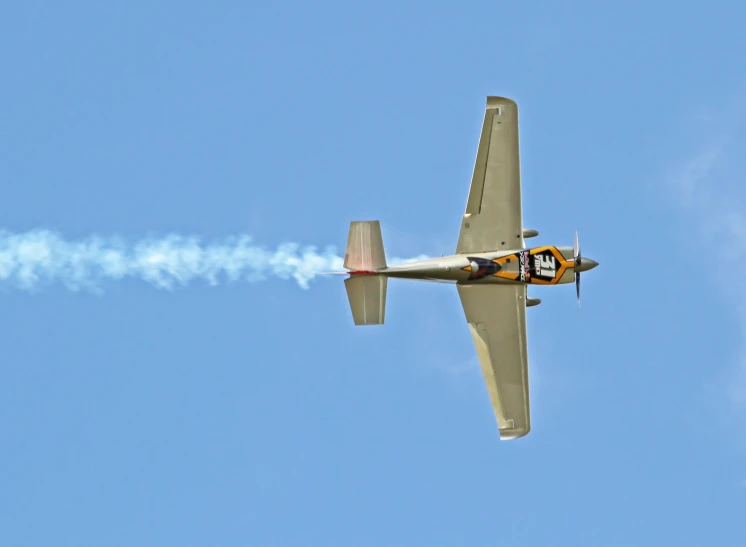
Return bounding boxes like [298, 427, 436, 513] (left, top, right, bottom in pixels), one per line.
[369, 245, 588, 285]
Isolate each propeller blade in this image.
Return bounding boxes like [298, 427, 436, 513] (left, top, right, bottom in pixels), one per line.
[574, 229, 581, 266]
[574, 230, 582, 306]
[573, 229, 578, 257]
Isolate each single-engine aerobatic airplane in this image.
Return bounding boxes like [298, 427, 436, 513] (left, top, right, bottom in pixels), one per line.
[335, 96, 598, 439]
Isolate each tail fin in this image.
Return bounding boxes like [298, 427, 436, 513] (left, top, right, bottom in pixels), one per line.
[343, 221, 388, 325]
[343, 221, 387, 271]
[345, 275, 387, 325]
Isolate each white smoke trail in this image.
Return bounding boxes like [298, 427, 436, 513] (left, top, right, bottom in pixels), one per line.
[0, 229, 428, 293]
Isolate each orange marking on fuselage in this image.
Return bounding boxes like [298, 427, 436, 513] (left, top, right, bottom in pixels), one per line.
[525, 246, 573, 285]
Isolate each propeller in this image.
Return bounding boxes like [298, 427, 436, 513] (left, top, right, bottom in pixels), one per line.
[573, 229, 581, 306]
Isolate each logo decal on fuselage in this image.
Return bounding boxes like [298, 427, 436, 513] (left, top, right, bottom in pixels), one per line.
[519, 250, 527, 282]
[527, 247, 569, 284]
[533, 253, 556, 278]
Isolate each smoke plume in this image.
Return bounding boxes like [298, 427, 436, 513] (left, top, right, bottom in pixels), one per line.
[0, 229, 424, 293]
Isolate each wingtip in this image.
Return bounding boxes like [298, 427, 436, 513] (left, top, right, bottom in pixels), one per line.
[499, 425, 530, 440]
[486, 96, 517, 107]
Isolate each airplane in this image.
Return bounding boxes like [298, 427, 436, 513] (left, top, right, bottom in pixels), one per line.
[335, 96, 598, 440]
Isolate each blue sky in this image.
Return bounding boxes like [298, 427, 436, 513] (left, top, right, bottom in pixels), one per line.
[1, 1, 745, 545]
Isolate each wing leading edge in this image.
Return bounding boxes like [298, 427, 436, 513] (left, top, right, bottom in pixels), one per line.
[456, 96, 523, 254]
[457, 284, 530, 440]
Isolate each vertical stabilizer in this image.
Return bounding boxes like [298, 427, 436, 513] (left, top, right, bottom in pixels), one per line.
[343, 221, 387, 271]
[345, 275, 387, 325]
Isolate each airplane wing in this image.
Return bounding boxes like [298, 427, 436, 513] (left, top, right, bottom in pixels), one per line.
[457, 284, 530, 439]
[456, 96, 523, 254]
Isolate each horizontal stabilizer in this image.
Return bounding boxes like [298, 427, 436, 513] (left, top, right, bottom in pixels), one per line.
[345, 275, 387, 325]
[344, 221, 387, 271]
